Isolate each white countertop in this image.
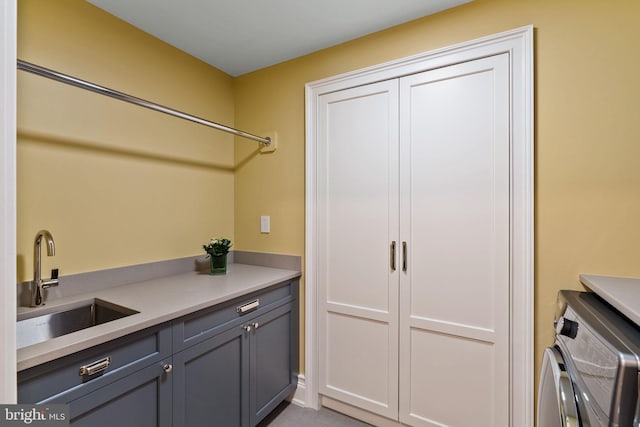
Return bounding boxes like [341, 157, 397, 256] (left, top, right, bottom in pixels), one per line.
[580, 274, 640, 326]
[17, 263, 301, 371]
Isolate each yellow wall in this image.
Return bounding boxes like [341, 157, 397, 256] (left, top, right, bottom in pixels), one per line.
[234, 0, 640, 379]
[17, 0, 235, 282]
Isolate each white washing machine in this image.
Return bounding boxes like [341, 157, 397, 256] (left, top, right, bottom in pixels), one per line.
[538, 290, 640, 427]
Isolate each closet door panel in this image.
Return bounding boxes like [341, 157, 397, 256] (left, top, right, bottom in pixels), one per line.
[325, 313, 392, 405]
[408, 330, 496, 427]
[399, 54, 510, 427]
[317, 80, 400, 419]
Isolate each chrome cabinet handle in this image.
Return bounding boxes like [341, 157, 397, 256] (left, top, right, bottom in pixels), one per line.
[390, 241, 396, 272]
[163, 364, 173, 373]
[243, 323, 259, 332]
[79, 356, 111, 377]
[402, 241, 407, 272]
[236, 299, 260, 314]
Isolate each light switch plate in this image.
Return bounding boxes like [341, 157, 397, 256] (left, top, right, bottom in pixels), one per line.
[260, 216, 270, 233]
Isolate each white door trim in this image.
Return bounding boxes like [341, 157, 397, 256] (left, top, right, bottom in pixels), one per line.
[0, 0, 17, 404]
[305, 26, 534, 426]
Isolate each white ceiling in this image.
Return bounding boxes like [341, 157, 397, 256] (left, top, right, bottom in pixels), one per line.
[87, 0, 471, 76]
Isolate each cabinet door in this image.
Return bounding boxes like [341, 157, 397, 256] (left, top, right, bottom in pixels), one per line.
[173, 324, 250, 427]
[317, 79, 400, 419]
[398, 53, 511, 427]
[68, 361, 172, 427]
[250, 303, 297, 426]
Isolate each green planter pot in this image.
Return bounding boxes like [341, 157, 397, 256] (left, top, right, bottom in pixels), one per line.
[209, 253, 227, 275]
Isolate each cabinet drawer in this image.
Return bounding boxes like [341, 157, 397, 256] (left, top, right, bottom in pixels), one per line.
[173, 280, 294, 352]
[18, 324, 171, 404]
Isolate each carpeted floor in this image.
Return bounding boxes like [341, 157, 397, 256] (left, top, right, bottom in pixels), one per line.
[258, 402, 372, 427]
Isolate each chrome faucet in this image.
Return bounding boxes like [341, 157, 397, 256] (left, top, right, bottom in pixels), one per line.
[31, 229, 59, 307]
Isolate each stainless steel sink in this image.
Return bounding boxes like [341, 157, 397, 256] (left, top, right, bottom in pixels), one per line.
[17, 299, 138, 349]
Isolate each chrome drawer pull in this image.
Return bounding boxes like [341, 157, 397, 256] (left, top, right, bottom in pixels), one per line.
[236, 299, 260, 314]
[79, 356, 111, 377]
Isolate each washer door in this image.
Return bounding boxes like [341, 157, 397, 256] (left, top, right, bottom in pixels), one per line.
[537, 347, 581, 427]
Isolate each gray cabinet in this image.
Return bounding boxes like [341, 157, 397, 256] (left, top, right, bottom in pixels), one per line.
[18, 324, 171, 405]
[173, 279, 298, 427]
[18, 324, 172, 426]
[173, 324, 248, 426]
[251, 303, 297, 425]
[67, 361, 172, 427]
[18, 279, 298, 427]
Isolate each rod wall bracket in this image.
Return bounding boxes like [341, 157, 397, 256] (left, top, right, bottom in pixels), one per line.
[260, 131, 278, 153]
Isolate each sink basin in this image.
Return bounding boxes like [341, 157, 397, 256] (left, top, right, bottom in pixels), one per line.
[17, 299, 139, 349]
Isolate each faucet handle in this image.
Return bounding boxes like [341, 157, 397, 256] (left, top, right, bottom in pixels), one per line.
[42, 279, 59, 289]
[42, 268, 60, 289]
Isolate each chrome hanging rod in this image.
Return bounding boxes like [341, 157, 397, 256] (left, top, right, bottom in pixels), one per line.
[17, 59, 271, 146]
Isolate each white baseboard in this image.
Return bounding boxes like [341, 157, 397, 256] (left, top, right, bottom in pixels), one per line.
[289, 374, 307, 407]
[288, 378, 401, 426]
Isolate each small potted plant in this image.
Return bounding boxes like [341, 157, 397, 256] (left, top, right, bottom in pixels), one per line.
[203, 238, 232, 275]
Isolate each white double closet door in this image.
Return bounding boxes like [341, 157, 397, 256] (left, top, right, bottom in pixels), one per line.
[318, 53, 510, 427]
